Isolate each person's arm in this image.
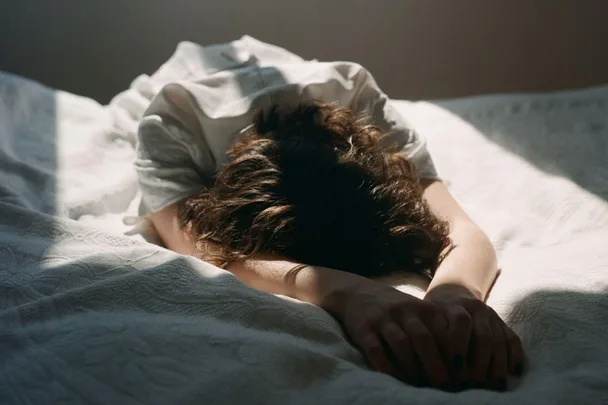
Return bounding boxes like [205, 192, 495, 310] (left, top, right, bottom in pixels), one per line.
[421, 180, 524, 391]
[421, 180, 498, 301]
[148, 202, 197, 256]
[150, 195, 522, 390]
[148, 200, 454, 387]
[148, 200, 369, 306]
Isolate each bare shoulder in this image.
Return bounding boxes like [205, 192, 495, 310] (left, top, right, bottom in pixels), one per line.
[148, 200, 197, 255]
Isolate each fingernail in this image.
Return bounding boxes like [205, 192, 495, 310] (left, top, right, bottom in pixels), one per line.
[391, 373, 404, 382]
[514, 362, 523, 376]
[497, 378, 507, 391]
[452, 354, 464, 371]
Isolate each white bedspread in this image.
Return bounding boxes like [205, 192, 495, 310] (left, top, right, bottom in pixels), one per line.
[1, 39, 608, 404]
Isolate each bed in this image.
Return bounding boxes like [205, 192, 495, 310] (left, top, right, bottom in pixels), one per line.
[1, 38, 607, 404]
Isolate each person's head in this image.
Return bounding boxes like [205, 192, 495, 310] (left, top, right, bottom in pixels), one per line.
[180, 102, 451, 278]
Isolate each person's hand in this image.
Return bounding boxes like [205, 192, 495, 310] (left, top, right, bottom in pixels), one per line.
[323, 279, 453, 389]
[424, 283, 525, 391]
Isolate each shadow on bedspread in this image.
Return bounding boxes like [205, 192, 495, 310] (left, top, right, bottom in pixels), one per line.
[0, 72, 57, 214]
[0, 200, 358, 405]
[0, 69, 139, 222]
[506, 288, 608, 399]
[1, 202, 607, 405]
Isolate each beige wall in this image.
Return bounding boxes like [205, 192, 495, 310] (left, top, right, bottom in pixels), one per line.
[1, 0, 607, 102]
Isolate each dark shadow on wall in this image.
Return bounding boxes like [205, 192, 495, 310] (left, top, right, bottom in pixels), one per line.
[437, 92, 608, 201]
[4, 0, 608, 103]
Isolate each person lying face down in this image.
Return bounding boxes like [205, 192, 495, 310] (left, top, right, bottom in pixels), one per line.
[138, 56, 524, 391]
[179, 102, 452, 278]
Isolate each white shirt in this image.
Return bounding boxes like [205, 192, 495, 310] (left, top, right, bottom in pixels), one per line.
[135, 37, 437, 215]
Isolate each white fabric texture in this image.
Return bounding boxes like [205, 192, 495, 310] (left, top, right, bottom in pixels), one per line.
[133, 36, 437, 215]
[1, 37, 608, 404]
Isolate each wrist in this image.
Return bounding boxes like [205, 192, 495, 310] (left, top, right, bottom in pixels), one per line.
[426, 281, 482, 301]
[296, 265, 371, 314]
[428, 265, 496, 301]
[319, 284, 348, 316]
[428, 223, 498, 302]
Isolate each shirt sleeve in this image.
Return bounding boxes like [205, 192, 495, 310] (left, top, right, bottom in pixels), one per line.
[135, 84, 215, 215]
[343, 63, 439, 180]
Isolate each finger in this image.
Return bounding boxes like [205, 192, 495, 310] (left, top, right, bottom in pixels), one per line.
[489, 318, 508, 391]
[445, 306, 472, 387]
[404, 349, 427, 387]
[427, 309, 451, 364]
[425, 309, 456, 389]
[403, 318, 450, 389]
[380, 323, 422, 384]
[354, 331, 400, 377]
[468, 312, 494, 388]
[501, 322, 525, 376]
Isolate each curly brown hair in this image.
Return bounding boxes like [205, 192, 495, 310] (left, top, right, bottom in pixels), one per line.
[179, 103, 451, 278]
